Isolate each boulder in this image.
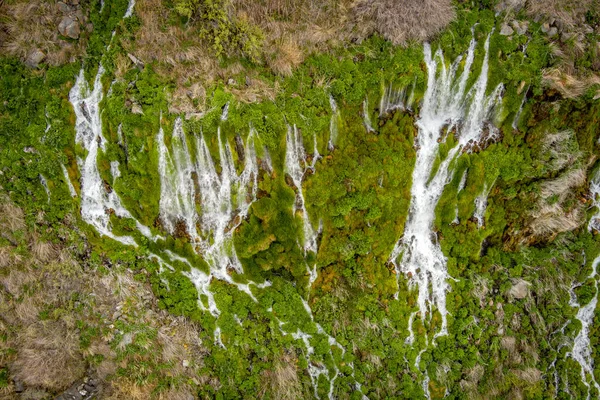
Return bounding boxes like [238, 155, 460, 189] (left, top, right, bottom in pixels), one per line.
[25, 49, 46, 68]
[58, 16, 80, 39]
[511, 20, 528, 35]
[500, 23, 514, 36]
[57, 1, 72, 13]
[127, 53, 144, 69]
[509, 279, 530, 299]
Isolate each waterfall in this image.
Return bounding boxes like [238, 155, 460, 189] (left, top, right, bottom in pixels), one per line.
[39, 175, 50, 204]
[380, 85, 406, 115]
[61, 164, 77, 197]
[328, 96, 340, 151]
[363, 98, 375, 133]
[568, 174, 600, 398]
[285, 124, 319, 253]
[157, 118, 199, 240]
[70, 66, 155, 246]
[389, 32, 503, 341]
[157, 119, 263, 299]
[512, 86, 528, 130]
[473, 182, 493, 228]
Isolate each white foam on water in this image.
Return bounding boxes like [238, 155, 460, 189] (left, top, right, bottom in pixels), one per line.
[389, 32, 503, 341]
[61, 164, 77, 197]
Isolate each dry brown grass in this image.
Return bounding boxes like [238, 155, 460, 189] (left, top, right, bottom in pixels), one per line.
[12, 321, 86, 391]
[0, 202, 210, 398]
[351, 0, 455, 45]
[259, 352, 302, 399]
[0, 0, 85, 65]
[543, 68, 600, 99]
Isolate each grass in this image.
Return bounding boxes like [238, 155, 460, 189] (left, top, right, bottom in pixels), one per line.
[0, 200, 211, 398]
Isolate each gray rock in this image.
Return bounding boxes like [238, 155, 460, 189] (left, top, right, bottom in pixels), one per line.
[547, 27, 558, 37]
[58, 17, 80, 39]
[57, 1, 72, 13]
[509, 279, 530, 299]
[127, 53, 144, 69]
[25, 49, 46, 68]
[511, 20, 528, 35]
[500, 23, 514, 36]
[541, 23, 550, 33]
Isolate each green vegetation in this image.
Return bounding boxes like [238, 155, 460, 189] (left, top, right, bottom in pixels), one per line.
[2, 0, 600, 399]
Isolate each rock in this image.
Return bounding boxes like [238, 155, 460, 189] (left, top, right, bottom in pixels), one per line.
[509, 279, 530, 299]
[227, 78, 236, 86]
[547, 27, 558, 37]
[127, 53, 144, 69]
[494, 0, 525, 13]
[25, 49, 46, 68]
[57, 1, 72, 13]
[541, 23, 550, 33]
[58, 17, 80, 39]
[131, 103, 143, 115]
[23, 146, 38, 154]
[75, 9, 85, 23]
[182, 359, 190, 368]
[500, 23, 514, 36]
[511, 20, 528, 35]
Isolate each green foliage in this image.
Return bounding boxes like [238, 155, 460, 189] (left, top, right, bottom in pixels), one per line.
[171, 0, 263, 61]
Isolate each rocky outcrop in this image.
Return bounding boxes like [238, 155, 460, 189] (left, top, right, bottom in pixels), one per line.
[58, 16, 81, 39]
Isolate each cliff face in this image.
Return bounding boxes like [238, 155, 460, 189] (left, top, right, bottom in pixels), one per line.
[1, 1, 600, 399]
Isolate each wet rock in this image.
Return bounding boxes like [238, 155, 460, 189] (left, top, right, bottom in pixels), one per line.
[500, 23, 514, 36]
[58, 16, 80, 39]
[234, 135, 245, 163]
[25, 49, 46, 68]
[509, 279, 530, 299]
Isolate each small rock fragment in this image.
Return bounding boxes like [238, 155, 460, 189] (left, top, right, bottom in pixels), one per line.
[500, 23, 514, 36]
[25, 49, 45, 68]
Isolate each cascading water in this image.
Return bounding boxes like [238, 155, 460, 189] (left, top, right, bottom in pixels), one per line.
[285, 124, 320, 254]
[389, 32, 503, 343]
[473, 182, 493, 228]
[568, 174, 600, 398]
[328, 96, 340, 151]
[70, 66, 155, 245]
[61, 164, 77, 197]
[363, 98, 375, 133]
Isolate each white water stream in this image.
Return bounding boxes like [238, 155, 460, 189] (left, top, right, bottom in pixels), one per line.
[389, 33, 503, 344]
[568, 174, 600, 398]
